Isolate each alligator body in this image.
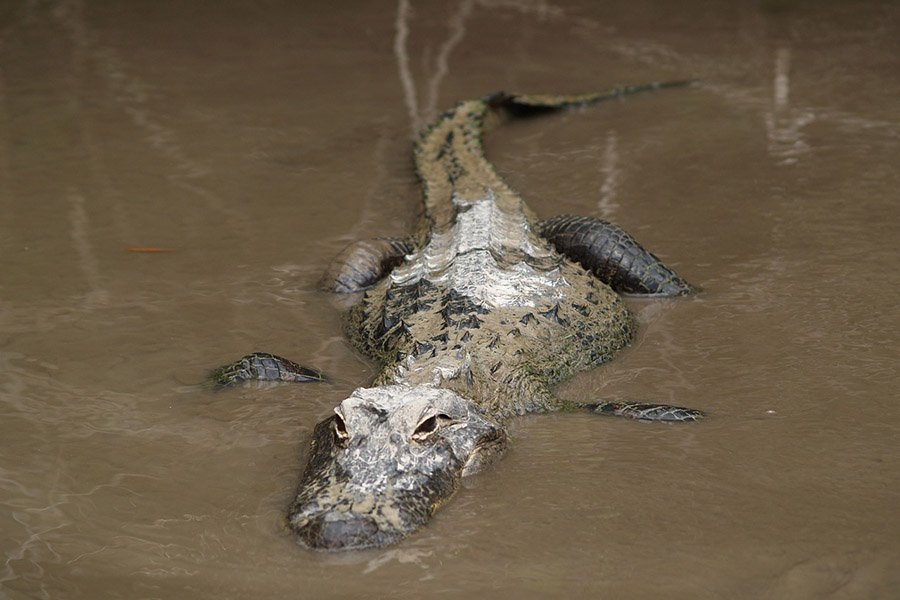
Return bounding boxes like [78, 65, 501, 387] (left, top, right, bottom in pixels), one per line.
[216, 82, 702, 550]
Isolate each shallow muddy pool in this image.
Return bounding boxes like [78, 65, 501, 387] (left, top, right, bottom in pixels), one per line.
[1, 0, 898, 598]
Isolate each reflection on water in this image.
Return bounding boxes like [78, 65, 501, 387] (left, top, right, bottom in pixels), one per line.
[765, 45, 814, 165]
[394, 0, 563, 134]
[1, 0, 899, 598]
[596, 129, 620, 218]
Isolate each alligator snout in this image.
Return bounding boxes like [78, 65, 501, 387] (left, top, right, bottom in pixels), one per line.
[295, 512, 396, 550]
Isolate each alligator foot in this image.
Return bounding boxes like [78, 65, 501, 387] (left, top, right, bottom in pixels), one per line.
[539, 215, 696, 296]
[586, 401, 704, 422]
[321, 238, 412, 293]
[210, 352, 324, 386]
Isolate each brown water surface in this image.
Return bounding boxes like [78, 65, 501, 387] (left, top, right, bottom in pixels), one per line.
[1, 1, 898, 598]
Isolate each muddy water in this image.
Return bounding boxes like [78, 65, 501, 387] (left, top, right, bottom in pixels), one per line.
[1, 0, 898, 598]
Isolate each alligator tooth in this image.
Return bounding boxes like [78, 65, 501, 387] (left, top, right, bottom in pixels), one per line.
[519, 312, 535, 325]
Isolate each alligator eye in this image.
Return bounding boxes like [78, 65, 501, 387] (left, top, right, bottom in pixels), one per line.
[333, 414, 349, 442]
[412, 413, 452, 441]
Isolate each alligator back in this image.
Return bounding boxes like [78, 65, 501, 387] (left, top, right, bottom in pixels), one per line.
[346, 95, 638, 419]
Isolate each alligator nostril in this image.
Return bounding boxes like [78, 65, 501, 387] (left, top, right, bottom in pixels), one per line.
[310, 514, 380, 550]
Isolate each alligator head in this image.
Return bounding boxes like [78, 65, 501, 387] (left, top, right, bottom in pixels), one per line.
[287, 384, 507, 550]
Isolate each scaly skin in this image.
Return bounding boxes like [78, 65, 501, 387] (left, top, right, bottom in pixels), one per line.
[210, 352, 324, 386]
[342, 91, 649, 420]
[540, 215, 697, 296]
[216, 82, 703, 551]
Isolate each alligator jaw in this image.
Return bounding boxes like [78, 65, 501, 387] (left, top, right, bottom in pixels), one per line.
[286, 385, 506, 551]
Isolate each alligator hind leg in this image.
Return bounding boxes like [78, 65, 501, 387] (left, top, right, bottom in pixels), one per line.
[321, 238, 412, 293]
[210, 352, 324, 386]
[540, 215, 695, 296]
[586, 401, 704, 422]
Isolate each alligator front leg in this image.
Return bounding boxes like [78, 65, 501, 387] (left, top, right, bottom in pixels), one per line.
[586, 401, 704, 422]
[210, 352, 324, 386]
[540, 215, 695, 296]
[321, 238, 412, 293]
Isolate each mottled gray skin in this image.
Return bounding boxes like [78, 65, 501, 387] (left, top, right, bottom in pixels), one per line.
[289, 386, 507, 549]
[281, 84, 700, 550]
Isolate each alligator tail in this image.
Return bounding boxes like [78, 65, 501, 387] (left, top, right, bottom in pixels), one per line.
[412, 80, 696, 232]
[485, 80, 697, 117]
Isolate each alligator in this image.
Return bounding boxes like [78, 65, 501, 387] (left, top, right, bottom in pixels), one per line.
[214, 81, 704, 551]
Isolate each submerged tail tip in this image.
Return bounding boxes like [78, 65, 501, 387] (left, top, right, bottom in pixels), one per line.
[657, 78, 702, 88]
[483, 90, 511, 107]
[485, 79, 701, 114]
